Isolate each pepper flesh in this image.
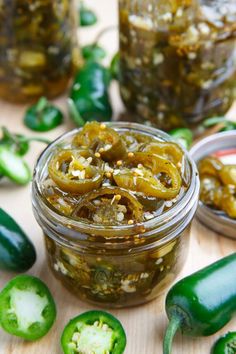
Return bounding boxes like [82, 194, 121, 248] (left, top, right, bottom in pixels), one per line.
[163, 253, 236, 354]
[61, 310, 126, 354]
[0, 275, 56, 340]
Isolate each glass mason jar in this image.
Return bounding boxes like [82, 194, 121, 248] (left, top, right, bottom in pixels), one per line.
[119, 0, 236, 131]
[32, 122, 199, 308]
[0, 0, 80, 103]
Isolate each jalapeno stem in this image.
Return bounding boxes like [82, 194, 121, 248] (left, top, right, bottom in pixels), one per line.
[67, 98, 85, 127]
[93, 25, 117, 46]
[163, 316, 181, 354]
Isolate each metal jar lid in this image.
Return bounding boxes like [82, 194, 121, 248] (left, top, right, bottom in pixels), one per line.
[190, 131, 236, 239]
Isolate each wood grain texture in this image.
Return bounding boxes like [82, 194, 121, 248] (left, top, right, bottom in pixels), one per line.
[0, 1, 236, 353]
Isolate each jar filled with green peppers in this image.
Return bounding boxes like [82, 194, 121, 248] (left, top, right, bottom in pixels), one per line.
[0, 0, 81, 103]
[119, 0, 236, 131]
[32, 122, 199, 308]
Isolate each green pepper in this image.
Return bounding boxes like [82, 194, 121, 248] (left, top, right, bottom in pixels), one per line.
[0, 275, 56, 340]
[82, 44, 107, 62]
[168, 128, 193, 150]
[0, 208, 36, 272]
[24, 97, 63, 132]
[110, 53, 119, 80]
[79, 3, 98, 27]
[61, 310, 126, 354]
[0, 146, 31, 185]
[211, 332, 236, 354]
[70, 62, 112, 123]
[163, 253, 236, 354]
[0, 126, 50, 156]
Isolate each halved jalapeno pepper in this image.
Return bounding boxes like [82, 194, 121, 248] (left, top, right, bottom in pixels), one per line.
[61, 310, 126, 354]
[142, 142, 183, 166]
[72, 122, 126, 162]
[48, 149, 103, 194]
[113, 152, 182, 199]
[72, 186, 143, 224]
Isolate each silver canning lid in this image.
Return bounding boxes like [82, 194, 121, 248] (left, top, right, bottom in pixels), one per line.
[190, 131, 236, 239]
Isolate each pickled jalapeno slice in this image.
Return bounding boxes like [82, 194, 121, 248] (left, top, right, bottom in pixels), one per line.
[72, 186, 143, 225]
[198, 156, 223, 177]
[72, 122, 126, 162]
[61, 310, 126, 354]
[113, 152, 182, 199]
[48, 149, 103, 194]
[44, 122, 186, 222]
[219, 165, 236, 187]
[142, 142, 183, 166]
[199, 155, 236, 219]
[221, 186, 236, 219]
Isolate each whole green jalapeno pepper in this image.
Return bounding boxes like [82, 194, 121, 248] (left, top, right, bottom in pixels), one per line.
[69, 62, 112, 123]
[0, 208, 36, 272]
[211, 332, 236, 354]
[163, 253, 236, 354]
[24, 97, 63, 132]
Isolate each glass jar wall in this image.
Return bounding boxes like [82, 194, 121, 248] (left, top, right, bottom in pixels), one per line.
[0, 0, 80, 103]
[119, 0, 236, 130]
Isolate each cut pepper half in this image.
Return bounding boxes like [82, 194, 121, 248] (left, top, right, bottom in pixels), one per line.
[48, 149, 103, 194]
[113, 152, 182, 199]
[72, 122, 126, 162]
[61, 310, 126, 354]
[211, 332, 236, 354]
[72, 186, 143, 225]
[0, 275, 56, 340]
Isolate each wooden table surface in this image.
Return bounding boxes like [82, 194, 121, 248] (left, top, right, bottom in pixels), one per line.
[0, 1, 236, 353]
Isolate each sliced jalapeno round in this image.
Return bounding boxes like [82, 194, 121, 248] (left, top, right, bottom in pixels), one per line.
[61, 310, 126, 354]
[48, 149, 103, 194]
[72, 186, 143, 224]
[113, 152, 182, 199]
[72, 122, 126, 162]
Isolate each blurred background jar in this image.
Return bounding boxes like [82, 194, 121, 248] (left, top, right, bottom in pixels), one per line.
[0, 0, 80, 103]
[119, 0, 236, 131]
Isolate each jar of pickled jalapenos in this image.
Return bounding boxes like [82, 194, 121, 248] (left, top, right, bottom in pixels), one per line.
[119, 0, 236, 130]
[0, 0, 80, 103]
[32, 122, 199, 308]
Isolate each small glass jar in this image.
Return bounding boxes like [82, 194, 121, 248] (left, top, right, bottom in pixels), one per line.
[119, 0, 236, 131]
[32, 122, 199, 308]
[0, 0, 80, 103]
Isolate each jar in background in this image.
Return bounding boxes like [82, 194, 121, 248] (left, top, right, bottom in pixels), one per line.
[0, 0, 81, 103]
[32, 122, 199, 308]
[119, 0, 236, 131]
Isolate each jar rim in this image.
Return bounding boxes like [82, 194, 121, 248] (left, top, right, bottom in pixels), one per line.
[32, 122, 199, 239]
